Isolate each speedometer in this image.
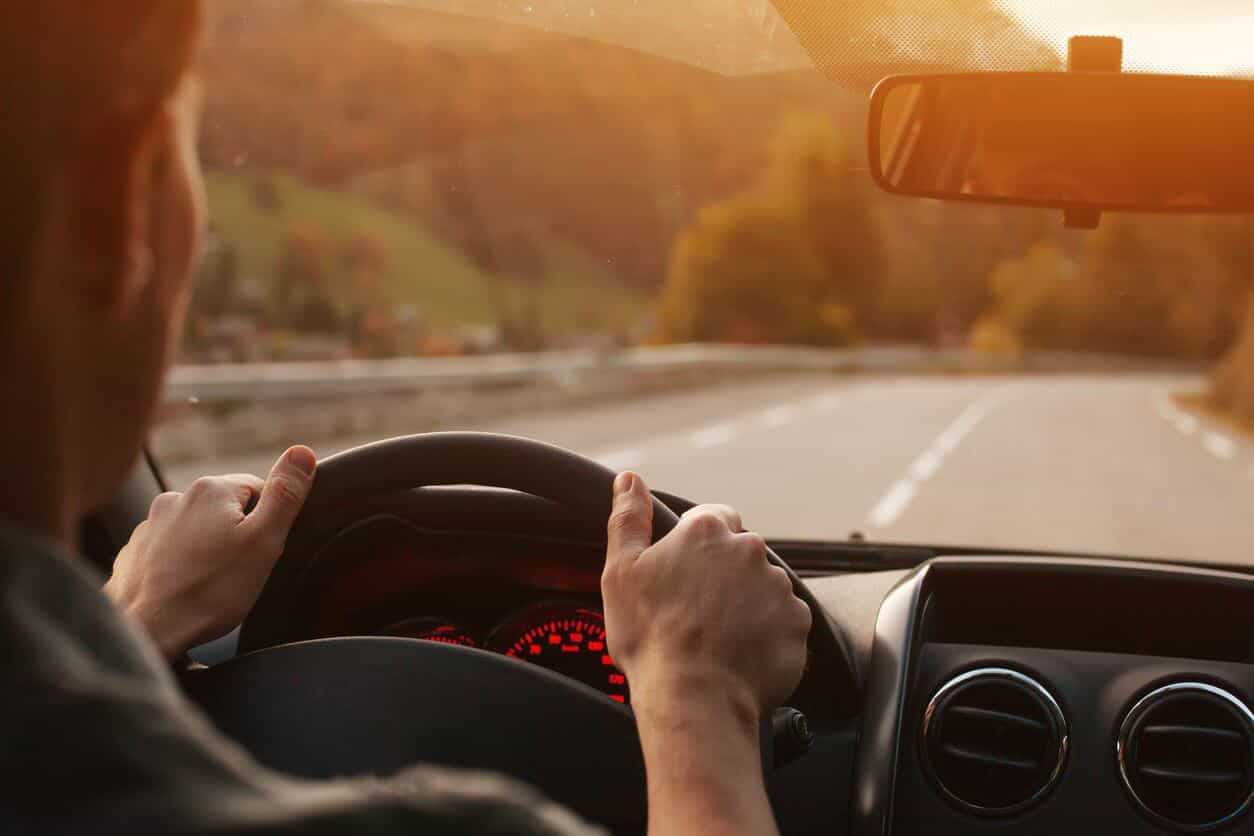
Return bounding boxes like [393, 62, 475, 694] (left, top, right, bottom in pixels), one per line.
[380, 617, 477, 648]
[486, 603, 628, 704]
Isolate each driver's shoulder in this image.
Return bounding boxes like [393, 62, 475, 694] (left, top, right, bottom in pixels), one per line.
[0, 522, 170, 682]
[351, 765, 609, 836]
[0, 526, 605, 836]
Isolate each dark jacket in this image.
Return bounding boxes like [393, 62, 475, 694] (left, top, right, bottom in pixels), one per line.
[0, 527, 601, 836]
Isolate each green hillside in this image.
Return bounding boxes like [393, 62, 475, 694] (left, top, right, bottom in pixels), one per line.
[204, 172, 648, 337]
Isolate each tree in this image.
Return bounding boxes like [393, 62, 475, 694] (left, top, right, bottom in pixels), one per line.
[968, 239, 1075, 354]
[1209, 224, 1254, 420]
[968, 216, 1254, 361]
[192, 240, 242, 320]
[341, 231, 402, 357]
[767, 112, 886, 314]
[272, 225, 342, 334]
[658, 111, 883, 346]
[1212, 301, 1254, 422]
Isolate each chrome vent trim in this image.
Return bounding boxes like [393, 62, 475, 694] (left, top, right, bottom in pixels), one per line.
[1118, 682, 1254, 832]
[921, 667, 1068, 815]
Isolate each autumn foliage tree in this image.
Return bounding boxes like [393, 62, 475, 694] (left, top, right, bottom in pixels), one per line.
[972, 216, 1254, 360]
[659, 112, 884, 345]
[968, 240, 1075, 355]
[272, 226, 342, 334]
[1212, 303, 1254, 422]
[1209, 225, 1254, 421]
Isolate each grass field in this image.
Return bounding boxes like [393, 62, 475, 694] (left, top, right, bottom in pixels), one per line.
[203, 170, 651, 337]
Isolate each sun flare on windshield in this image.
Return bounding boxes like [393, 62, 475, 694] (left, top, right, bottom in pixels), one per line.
[1002, 0, 1254, 76]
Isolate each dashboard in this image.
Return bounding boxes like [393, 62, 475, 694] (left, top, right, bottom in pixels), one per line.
[379, 605, 625, 703]
[211, 485, 1254, 836]
[847, 558, 1254, 835]
[269, 513, 629, 702]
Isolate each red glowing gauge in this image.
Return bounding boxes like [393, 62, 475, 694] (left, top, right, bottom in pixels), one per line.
[380, 617, 477, 648]
[486, 604, 628, 705]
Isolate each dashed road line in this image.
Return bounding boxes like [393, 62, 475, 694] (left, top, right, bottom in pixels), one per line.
[908, 448, 943, 482]
[604, 388, 853, 461]
[867, 393, 999, 530]
[1154, 390, 1247, 465]
[760, 405, 800, 428]
[1155, 391, 1198, 435]
[867, 481, 918, 530]
[689, 423, 739, 450]
[809, 393, 844, 414]
[1203, 432, 1236, 460]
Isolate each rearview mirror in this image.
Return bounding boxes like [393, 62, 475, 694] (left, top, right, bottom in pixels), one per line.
[868, 72, 1254, 214]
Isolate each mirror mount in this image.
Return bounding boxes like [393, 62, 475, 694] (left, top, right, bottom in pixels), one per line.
[1062, 36, 1123, 230]
[1066, 35, 1123, 73]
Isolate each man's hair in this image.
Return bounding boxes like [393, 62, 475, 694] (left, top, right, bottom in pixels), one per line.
[0, 2, 200, 309]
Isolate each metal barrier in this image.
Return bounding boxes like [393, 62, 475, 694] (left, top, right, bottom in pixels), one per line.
[164, 344, 1198, 404]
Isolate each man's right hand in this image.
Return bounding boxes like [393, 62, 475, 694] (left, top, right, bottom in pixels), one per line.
[601, 471, 811, 836]
[602, 471, 811, 724]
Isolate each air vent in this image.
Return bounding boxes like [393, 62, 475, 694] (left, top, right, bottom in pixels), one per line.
[1119, 683, 1254, 831]
[921, 668, 1068, 814]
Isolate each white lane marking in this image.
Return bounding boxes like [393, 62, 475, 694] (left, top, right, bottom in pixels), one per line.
[594, 448, 644, 471]
[599, 391, 843, 464]
[689, 423, 739, 450]
[760, 405, 800, 428]
[1154, 390, 1248, 466]
[909, 449, 943, 482]
[866, 394, 999, 530]
[1154, 392, 1177, 423]
[1203, 432, 1236, 460]
[599, 388, 853, 462]
[1155, 390, 1198, 435]
[809, 393, 843, 413]
[867, 480, 918, 529]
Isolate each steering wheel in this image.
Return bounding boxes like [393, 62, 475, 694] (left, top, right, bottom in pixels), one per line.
[182, 433, 853, 834]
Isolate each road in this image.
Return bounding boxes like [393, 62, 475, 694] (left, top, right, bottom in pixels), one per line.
[160, 374, 1254, 566]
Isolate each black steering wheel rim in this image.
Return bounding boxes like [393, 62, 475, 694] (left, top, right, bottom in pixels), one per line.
[186, 433, 854, 833]
[241, 431, 849, 666]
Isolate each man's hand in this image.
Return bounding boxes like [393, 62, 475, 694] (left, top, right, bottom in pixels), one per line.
[104, 446, 317, 660]
[601, 471, 810, 836]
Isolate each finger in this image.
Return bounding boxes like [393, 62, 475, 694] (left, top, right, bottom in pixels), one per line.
[241, 446, 317, 542]
[681, 503, 743, 533]
[214, 474, 266, 512]
[791, 595, 814, 636]
[606, 472, 653, 564]
[737, 531, 769, 563]
[764, 562, 793, 593]
[125, 519, 152, 549]
[148, 491, 182, 519]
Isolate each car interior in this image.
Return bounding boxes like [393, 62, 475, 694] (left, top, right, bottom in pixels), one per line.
[80, 4, 1254, 836]
[91, 425, 1254, 835]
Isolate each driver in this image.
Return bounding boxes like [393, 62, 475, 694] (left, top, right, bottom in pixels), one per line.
[0, 4, 811, 836]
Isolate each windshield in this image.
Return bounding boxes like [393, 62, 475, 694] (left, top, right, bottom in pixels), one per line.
[153, 0, 1254, 565]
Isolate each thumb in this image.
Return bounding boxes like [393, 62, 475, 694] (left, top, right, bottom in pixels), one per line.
[243, 446, 317, 542]
[606, 472, 653, 564]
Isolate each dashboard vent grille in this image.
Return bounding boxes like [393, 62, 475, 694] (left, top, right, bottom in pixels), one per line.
[921, 668, 1068, 815]
[1119, 683, 1254, 831]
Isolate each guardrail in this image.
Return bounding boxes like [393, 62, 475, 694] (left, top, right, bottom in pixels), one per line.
[164, 344, 1201, 404]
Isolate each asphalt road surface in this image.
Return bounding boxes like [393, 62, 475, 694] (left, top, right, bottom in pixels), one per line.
[160, 374, 1254, 566]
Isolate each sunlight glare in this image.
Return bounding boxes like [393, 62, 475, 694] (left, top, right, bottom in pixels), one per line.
[1002, 0, 1254, 76]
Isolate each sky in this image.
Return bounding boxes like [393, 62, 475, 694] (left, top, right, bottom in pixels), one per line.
[1003, 0, 1254, 75]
